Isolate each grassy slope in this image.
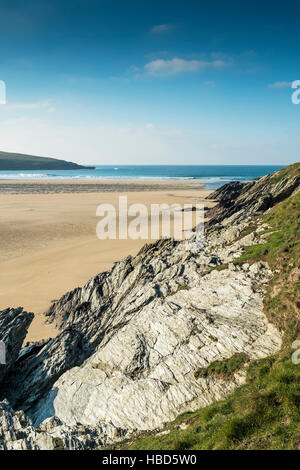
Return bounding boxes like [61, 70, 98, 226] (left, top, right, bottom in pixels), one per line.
[114, 165, 300, 450]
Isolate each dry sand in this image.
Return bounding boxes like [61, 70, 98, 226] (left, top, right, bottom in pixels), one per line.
[0, 180, 213, 341]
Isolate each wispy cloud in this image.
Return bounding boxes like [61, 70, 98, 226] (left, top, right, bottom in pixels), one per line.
[203, 80, 216, 86]
[150, 24, 175, 34]
[3, 99, 55, 112]
[144, 57, 227, 76]
[268, 81, 292, 89]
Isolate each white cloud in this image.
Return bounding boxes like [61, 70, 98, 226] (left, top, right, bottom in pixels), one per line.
[150, 24, 175, 33]
[144, 57, 226, 76]
[268, 81, 292, 89]
[3, 99, 55, 112]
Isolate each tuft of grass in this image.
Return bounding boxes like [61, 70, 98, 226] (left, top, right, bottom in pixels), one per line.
[204, 263, 229, 275]
[176, 284, 190, 292]
[167, 283, 190, 296]
[194, 353, 249, 380]
[235, 224, 258, 242]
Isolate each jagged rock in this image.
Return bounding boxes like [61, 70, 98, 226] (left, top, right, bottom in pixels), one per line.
[0, 308, 33, 384]
[2, 328, 86, 411]
[18, 338, 50, 362]
[206, 169, 300, 226]
[0, 400, 127, 450]
[208, 255, 221, 266]
[206, 181, 247, 207]
[0, 166, 298, 449]
[1, 212, 284, 441]
[29, 262, 281, 431]
[1, 224, 266, 413]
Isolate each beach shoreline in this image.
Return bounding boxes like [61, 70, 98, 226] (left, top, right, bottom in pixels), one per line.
[0, 179, 207, 194]
[0, 180, 214, 342]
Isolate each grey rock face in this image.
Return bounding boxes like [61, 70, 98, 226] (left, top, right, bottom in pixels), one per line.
[206, 169, 300, 226]
[0, 308, 33, 384]
[3, 328, 85, 411]
[3, 216, 282, 441]
[1, 168, 298, 449]
[0, 401, 126, 450]
[31, 262, 281, 432]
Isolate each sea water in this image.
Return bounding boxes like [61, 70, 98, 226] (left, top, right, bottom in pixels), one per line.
[0, 165, 283, 189]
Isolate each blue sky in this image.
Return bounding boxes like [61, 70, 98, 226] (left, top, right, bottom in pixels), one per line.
[0, 0, 299, 165]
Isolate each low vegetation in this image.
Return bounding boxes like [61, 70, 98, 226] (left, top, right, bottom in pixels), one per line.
[271, 162, 300, 184]
[194, 353, 249, 380]
[116, 348, 299, 450]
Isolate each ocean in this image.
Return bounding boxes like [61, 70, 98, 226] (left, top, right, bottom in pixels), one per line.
[0, 165, 283, 189]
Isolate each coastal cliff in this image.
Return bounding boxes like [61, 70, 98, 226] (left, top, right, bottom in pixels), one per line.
[0, 151, 95, 170]
[0, 163, 299, 450]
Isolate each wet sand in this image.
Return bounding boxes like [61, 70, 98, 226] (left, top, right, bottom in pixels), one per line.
[0, 180, 213, 341]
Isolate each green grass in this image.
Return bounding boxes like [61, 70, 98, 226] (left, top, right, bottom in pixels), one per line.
[166, 283, 190, 297]
[176, 284, 190, 292]
[204, 263, 229, 275]
[114, 348, 300, 450]
[109, 177, 300, 451]
[235, 224, 258, 242]
[194, 353, 249, 380]
[271, 162, 300, 184]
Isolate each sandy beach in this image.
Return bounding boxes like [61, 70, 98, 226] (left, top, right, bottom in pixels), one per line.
[0, 179, 213, 341]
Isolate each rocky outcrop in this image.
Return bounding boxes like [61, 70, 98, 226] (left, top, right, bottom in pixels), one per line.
[206, 181, 249, 207]
[206, 167, 300, 226]
[1, 217, 283, 440]
[0, 401, 126, 450]
[0, 165, 299, 449]
[3, 328, 86, 411]
[0, 308, 33, 384]
[30, 262, 281, 432]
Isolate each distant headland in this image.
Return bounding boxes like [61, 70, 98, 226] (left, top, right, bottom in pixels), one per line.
[0, 151, 95, 170]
